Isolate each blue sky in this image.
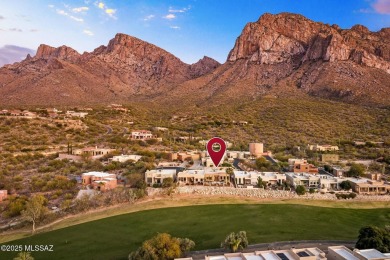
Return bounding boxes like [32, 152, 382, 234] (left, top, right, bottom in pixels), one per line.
[0, 0, 389, 65]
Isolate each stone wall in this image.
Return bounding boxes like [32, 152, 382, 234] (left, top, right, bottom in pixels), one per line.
[147, 186, 390, 201]
[175, 186, 335, 200]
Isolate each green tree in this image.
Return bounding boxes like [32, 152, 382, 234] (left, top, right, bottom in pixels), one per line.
[133, 179, 147, 199]
[178, 238, 195, 254]
[3, 196, 28, 218]
[346, 163, 365, 177]
[162, 177, 174, 188]
[295, 185, 306, 195]
[369, 162, 383, 172]
[21, 195, 48, 233]
[356, 226, 390, 252]
[339, 180, 352, 190]
[255, 157, 272, 171]
[13, 252, 34, 260]
[221, 231, 248, 253]
[126, 173, 143, 188]
[256, 177, 266, 188]
[225, 167, 234, 176]
[128, 233, 195, 260]
[134, 179, 147, 190]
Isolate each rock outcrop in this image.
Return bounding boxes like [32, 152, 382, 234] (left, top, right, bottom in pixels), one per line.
[35, 44, 80, 62]
[160, 13, 390, 107]
[189, 56, 221, 78]
[227, 13, 390, 73]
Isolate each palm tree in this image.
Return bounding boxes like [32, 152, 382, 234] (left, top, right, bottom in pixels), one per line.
[13, 252, 34, 260]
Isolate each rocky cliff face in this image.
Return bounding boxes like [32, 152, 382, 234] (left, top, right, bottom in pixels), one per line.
[161, 13, 390, 107]
[227, 13, 390, 73]
[35, 44, 81, 62]
[0, 13, 389, 107]
[0, 33, 219, 105]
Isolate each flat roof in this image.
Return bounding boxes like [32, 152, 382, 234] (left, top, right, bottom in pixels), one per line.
[356, 249, 389, 259]
[275, 251, 296, 260]
[332, 248, 359, 260]
[113, 154, 142, 158]
[146, 169, 177, 174]
[234, 171, 283, 179]
[208, 257, 227, 260]
[244, 256, 263, 260]
[83, 172, 113, 177]
[259, 252, 280, 260]
[186, 170, 206, 174]
[306, 248, 324, 256]
[103, 178, 116, 181]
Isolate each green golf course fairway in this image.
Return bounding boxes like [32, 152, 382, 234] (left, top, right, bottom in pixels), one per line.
[1, 204, 390, 260]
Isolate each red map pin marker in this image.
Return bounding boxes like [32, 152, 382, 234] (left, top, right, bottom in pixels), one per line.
[206, 137, 227, 167]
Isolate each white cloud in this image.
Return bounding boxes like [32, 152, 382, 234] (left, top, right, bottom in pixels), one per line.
[70, 16, 84, 22]
[97, 2, 105, 9]
[48, 5, 54, 8]
[72, 7, 89, 13]
[105, 8, 116, 17]
[163, 14, 176, 20]
[169, 6, 190, 13]
[56, 9, 83, 22]
[9, 28, 23, 32]
[143, 14, 155, 21]
[56, 9, 68, 16]
[83, 29, 94, 36]
[94, 1, 117, 19]
[170, 26, 180, 29]
[372, 0, 390, 14]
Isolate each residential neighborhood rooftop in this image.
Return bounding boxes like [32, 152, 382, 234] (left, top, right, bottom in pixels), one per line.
[82, 172, 113, 177]
[354, 249, 390, 259]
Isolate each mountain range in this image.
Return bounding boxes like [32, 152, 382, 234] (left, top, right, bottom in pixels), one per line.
[0, 12, 389, 107]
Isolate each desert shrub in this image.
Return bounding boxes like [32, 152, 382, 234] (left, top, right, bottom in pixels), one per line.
[336, 192, 357, 199]
[295, 185, 306, 195]
[3, 195, 28, 218]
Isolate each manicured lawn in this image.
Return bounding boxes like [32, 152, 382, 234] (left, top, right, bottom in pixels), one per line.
[1, 204, 390, 260]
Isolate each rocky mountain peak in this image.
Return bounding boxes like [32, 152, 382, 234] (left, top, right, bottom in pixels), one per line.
[227, 12, 390, 73]
[103, 33, 176, 61]
[35, 44, 57, 59]
[189, 56, 221, 78]
[35, 44, 80, 62]
[351, 24, 370, 34]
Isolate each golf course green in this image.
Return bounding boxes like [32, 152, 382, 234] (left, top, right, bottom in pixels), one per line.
[1, 203, 390, 260]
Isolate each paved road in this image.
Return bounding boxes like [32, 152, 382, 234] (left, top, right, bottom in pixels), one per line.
[233, 158, 243, 170]
[319, 168, 334, 176]
[264, 155, 278, 164]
